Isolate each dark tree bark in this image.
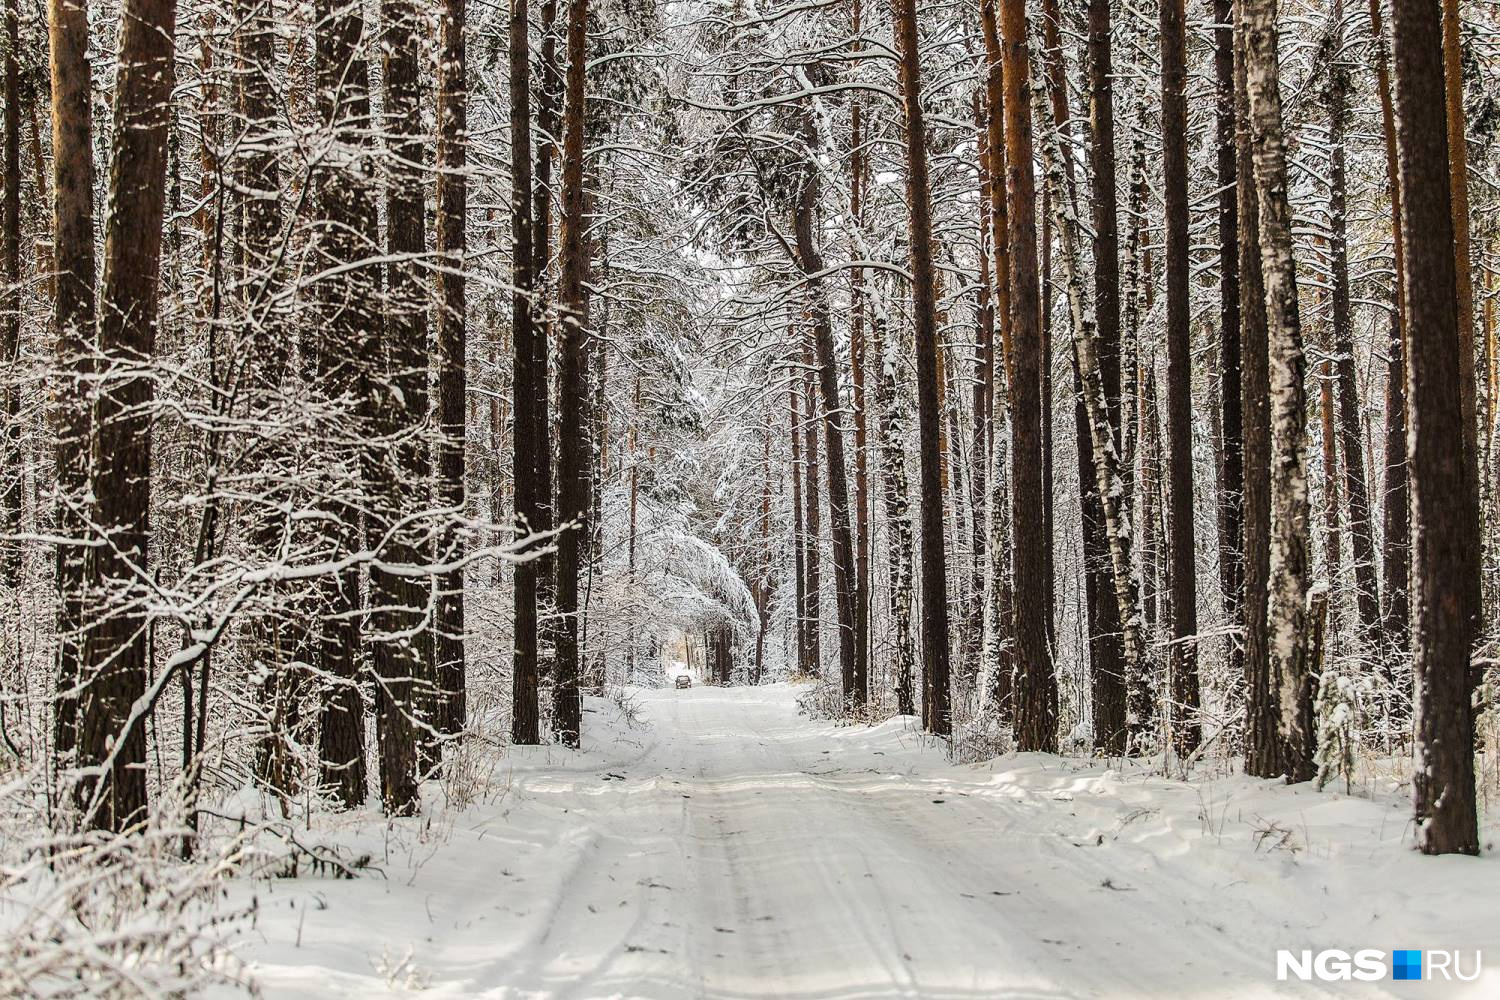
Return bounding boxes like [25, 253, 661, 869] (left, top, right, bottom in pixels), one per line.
[968, 91, 994, 694]
[311, 0, 375, 809]
[364, 0, 431, 813]
[848, 0, 871, 709]
[1039, 0, 1073, 664]
[1, 0, 19, 582]
[789, 368, 810, 675]
[1368, 0, 1411, 689]
[47, 0, 96, 760]
[1086, 0, 1126, 756]
[236, 0, 299, 801]
[433, 0, 469, 742]
[531, 0, 559, 662]
[1212, 0, 1245, 747]
[792, 170, 858, 712]
[1325, 21, 1381, 645]
[1161, 0, 1201, 758]
[1244, 0, 1314, 783]
[802, 339, 823, 676]
[979, 0, 1017, 715]
[999, 0, 1055, 752]
[1441, 0, 1481, 638]
[509, 0, 545, 745]
[1236, 0, 1279, 778]
[1390, 0, 1481, 856]
[78, 0, 178, 831]
[553, 0, 591, 748]
[893, 0, 952, 736]
[1033, 69, 1147, 758]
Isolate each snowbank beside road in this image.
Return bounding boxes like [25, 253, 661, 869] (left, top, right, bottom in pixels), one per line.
[225, 684, 1499, 998]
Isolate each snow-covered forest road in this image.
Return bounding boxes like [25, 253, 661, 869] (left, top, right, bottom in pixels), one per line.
[237, 685, 1497, 998]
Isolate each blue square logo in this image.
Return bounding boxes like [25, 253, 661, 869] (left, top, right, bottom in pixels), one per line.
[1393, 950, 1422, 981]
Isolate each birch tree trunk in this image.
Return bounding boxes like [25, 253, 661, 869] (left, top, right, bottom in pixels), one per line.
[1031, 76, 1147, 754]
[1242, 0, 1315, 783]
[873, 317, 917, 716]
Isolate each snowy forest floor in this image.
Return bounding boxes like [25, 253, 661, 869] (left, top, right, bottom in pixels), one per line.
[224, 684, 1500, 999]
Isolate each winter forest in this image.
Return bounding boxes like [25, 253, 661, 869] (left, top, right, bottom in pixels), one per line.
[2, 0, 1500, 993]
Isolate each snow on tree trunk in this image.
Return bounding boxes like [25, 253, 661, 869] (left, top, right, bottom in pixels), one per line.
[893, 0, 952, 736]
[1030, 70, 1147, 756]
[1242, 0, 1315, 784]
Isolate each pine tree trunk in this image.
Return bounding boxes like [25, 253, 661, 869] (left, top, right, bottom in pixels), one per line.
[1086, 0, 1127, 756]
[311, 0, 375, 809]
[46, 0, 95, 761]
[792, 168, 859, 712]
[509, 0, 545, 745]
[1368, 0, 1411, 683]
[802, 341, 823, 676]
[1212, 0, 1246, 744]
[1441, 0, 1480, 607]
[1439, 0, 1485, 664]
[1319, 354, 1343, 630]
[1390, 0, 1481, 856]
[531, 0, 559, 662]
[1161, 0, 1201, 758]
[434, 0, 469, 741]
[1326, 26, 1381, 645]
[364, 0, 431, 812]
[552, 0, 590, 749]
[79, 0, 178, 831]
[978, 0, 1017, 712]
[237, 0, 298, 801]
[1243, 0, 1315, 783]
[1236, 0, 1279, 777]
[968, 91, 994, 695]
[1000, 7, 1055, 752]
[1, 0, 19, 582]
[893, 0, 950, 735]
[790, 369, 809, 675]
[848, 0, 871, 709]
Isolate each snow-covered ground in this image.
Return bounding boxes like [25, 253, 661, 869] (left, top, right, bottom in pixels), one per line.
[229, 684, 1500, 998]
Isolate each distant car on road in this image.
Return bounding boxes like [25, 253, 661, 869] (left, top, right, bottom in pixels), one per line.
[675, 675, 692, 689]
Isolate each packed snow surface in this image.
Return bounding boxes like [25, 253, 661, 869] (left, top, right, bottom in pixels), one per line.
[231, 684, 1499, 998]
